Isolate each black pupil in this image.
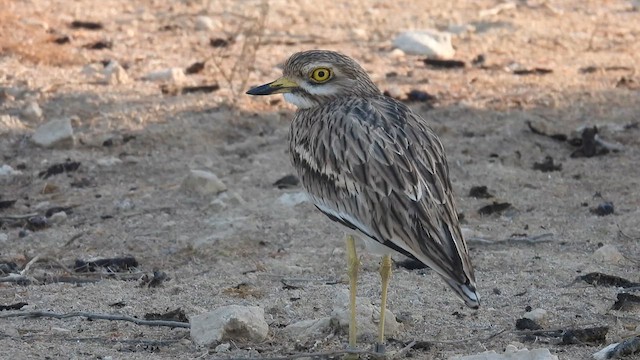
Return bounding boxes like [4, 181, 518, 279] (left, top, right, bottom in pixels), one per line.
[317, 71, 325, 78]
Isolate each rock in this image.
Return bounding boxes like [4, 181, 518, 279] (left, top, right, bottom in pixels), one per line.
[454, 347, 558, 360]
[331, 289, 399, 339]
[143, 68, 186, 84]
[105, 61, 130, 85]
[384, 86, 404, 100]
[350, 28, 368, 41]
[392, 30, 455, 59]
[214, 342, 231, 353]
[195, 16, 220, 31]
[284, 317, 332, 339]
[389, 48, 406, 59]
[49, 211, 68, 225]
[592, 244, 624, 264]
[277, 192, 307, 206]
[181, 170, 227, 196]
[0, 233, 7, 243]
[190, 305, 269, 346]
[96, 157, 123, 167]
[0, 164, 22, 177]
[32, 117, 74, 148]
[0, 115, 27, 134]
[523, 308, 548, 323]
[21, 102, 43, 121]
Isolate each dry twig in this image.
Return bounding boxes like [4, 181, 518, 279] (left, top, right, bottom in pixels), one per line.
[0, 310, 189, 328]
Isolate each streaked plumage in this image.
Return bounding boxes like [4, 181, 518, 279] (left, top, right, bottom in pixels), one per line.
[247, 50, 479, 349]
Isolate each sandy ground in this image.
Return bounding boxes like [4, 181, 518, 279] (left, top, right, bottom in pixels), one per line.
[1, 0, 640, 359]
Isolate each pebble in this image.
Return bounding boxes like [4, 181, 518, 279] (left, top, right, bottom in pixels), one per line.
[181, 170, 227, 196]
[32, 117, 75, 148]
[190, 305, 269, 346]
[214, 342, 231, 352]
[389, 48, 406, 59]
[350, 28, 368, 41]
[96, 157, 123, 167]
[105, 61, 130, 85]
[143, 68, 186, 84]
[331, 289, 399, 339]
[455, 347, 558, 360]
[592, 244, 624, 264]
[277, 192, 308, 206]
[49, 211, 68, 225]
[21, 101, 43, 121]
[392, 30, 455, 59]
[195, 16, 220, 31]
[0, 233, 8, 243]
[0, 164, 22, 177]
[284, 317, 332, 339]
[523, 308, 548, 323]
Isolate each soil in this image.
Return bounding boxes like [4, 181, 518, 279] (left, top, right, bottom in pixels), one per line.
[1, 0, 639, 359]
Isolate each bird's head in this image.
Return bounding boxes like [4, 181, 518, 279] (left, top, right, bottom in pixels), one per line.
[246, 50, 380, 109]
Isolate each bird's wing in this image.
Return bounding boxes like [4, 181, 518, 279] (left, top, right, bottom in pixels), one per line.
[291, 96, 475, 288]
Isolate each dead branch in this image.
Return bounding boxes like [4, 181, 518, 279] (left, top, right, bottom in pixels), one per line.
[0, 310, 190, 328]
[468, 233, 554, 245]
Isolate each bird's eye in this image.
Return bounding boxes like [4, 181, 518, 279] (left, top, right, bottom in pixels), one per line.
[310, 68, 332, 83]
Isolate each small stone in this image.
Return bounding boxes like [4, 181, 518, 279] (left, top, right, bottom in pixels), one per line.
[181, 170, 227, 196]
[195, 16, 220, 31]
[96, 157, 123, 167]
[393, 30, 455, 59]
[32, 117, 74, 148]
[143, 68, 186, 84]
[593, 244, 624, 264]
[277, 192, 308, 206]
[523, 308, 548, 323]
[0, 233, 8, 243]
[49, 211, 68, 225]
[0, 164, 22, 177]
[105, 61, 130, 85]
[214, 342, 231, 352]
[456, 347, 558, 360]
[284, 317, 332, 339]
[21, 102, 43, 121]
[592, 202, 614, 216]
[350, 28, 368, 41]
[384, 86, 404, 100]
[389, 48, 406, 59]
[190, 305, 269, 346]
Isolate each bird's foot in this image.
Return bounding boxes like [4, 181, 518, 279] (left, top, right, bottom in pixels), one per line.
[371, 342, 387, 359]
[342, 347, 360, 360]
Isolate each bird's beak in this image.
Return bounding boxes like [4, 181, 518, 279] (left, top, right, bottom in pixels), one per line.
[246, 77, 299, 96]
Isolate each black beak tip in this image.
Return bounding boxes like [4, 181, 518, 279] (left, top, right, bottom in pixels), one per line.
[246, 84, 271, 96]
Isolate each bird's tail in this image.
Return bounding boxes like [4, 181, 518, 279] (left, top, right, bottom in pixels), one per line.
[444, 278, 480, 309]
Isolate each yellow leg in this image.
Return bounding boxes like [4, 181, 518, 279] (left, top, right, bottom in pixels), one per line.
[376, 254, 392, 353]
[346, 235, 359, 349]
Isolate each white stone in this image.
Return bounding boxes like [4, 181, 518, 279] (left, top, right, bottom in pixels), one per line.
[389, 48, 405, 59]
[523, 308, 548, 323]
[143, 68, 186, 84]
[277, 192, 308, 207]
[49, 211, 68, 225]
[181, 170, 227, 196]
[21, 102, 43, 121]
[96, 157, 123, 167]
[190, 305, 269, 346]
[105, 61, 130, 85]
[32, 117, 74, 148]
[393, 30, 455, 59]
[195, 16, 220, 31]
[593, 244, 624, 264]
[454, 347, 558, 360]
[350, 28, 368, 41]
[214, 342, 231, 352]
[284, 317, 332, 339]
[330, 289, 399, 339]
[0, 233, 8, 243]
[0, 164, 21, 176]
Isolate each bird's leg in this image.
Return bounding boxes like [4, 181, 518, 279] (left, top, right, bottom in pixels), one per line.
[375, 254, 392, 354]
[346, 235, 359, 350]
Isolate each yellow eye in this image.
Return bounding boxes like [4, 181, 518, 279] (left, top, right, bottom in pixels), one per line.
[310, 68, 332, 82]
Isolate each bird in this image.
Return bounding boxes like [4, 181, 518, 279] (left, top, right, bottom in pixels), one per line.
[247, 50, 479, 354]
